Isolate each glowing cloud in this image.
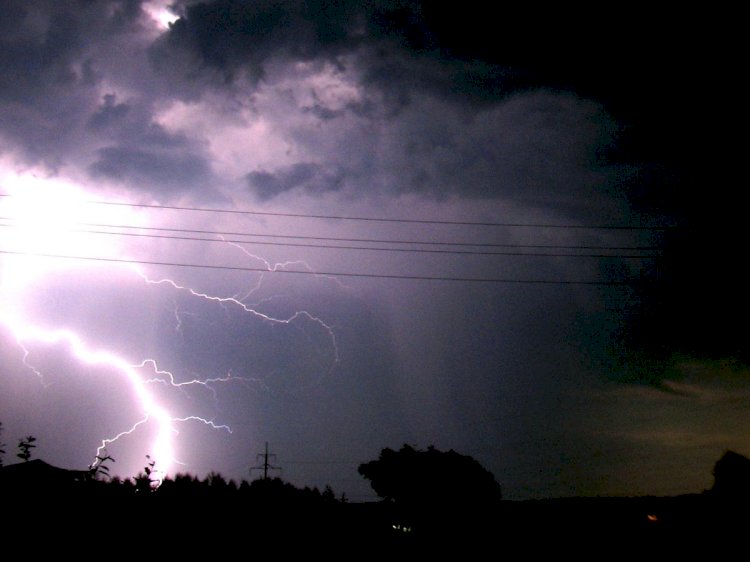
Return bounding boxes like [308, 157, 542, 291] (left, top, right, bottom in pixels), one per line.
[144, 1, 179, 30]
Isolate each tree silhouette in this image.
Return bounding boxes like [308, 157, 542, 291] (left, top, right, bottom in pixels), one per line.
[134, 455, 156, 493]
[89, 450, 115, 481]
[712, 450, 750, 498]
[358, 444, 502, 536]
[359, 444, 502, 506]
[16, 436, 36, 462]
[322, 484, 336, 503]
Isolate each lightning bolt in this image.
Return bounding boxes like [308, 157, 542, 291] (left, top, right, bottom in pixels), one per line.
[0, 182, 341, 483]
[14, 336, 51, 387]
[137, 359, 269, 403]
[141, 272, 339, 365]
[3, 322, 179, 478]
[220, 235, 350, 295]
[134, 238, 341, 381]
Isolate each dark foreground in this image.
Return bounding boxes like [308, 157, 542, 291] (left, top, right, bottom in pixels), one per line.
[2, 489, 748, 555]
[2, 461, 747, 554]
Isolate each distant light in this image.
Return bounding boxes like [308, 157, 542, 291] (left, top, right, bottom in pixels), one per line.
[144, 2, 179, 30]
[646, 514, 658, 522]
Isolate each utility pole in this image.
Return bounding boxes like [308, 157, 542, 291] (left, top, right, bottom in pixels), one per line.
[250, 442, 281, 480]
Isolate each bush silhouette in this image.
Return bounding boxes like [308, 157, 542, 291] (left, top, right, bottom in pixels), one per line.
[17, 436, 36, 462]
[358, 444, 502, 536]
[359, 444, 501, 506]
[712, 450, 750, 498]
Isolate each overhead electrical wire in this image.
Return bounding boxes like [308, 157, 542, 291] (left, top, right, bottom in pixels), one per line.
[0, 192, 662, 284]
[0, 221, 661, 258]
[0, 249, 646, 285]
[0, 217, 662, 251]
[0, 193, 674, 230]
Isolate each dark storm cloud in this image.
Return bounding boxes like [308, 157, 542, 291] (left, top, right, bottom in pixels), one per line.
[265, 2, 741, 232]
[147, 0, 365, 103]
[0, 7, 95, 164]
[0, 0, 618, 208]
[87, 94, 132, 131]
[246, 162, 345, 200]
[156, 0, 359, 82]
[90, 142, 214, 194]
[152, 0, 619, 213]
[85, 90, 216, 194]
[153, 0, 529, 107]
[0, 1, 144, 163]
[0, 0, 222, 199]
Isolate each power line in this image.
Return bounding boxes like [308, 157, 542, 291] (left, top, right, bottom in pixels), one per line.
[0, 222, 660, 259]
[0, 217, 662, 251]
[0, 248, 647, 285]
[0, 193, 674, 230]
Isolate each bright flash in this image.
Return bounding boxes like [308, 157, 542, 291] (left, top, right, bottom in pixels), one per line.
[144, 1, 179, 30]
[0, 172, 177, 477]
[0, 173, 138, 287]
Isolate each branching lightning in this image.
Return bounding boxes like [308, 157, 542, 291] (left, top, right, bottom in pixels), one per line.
[4, 323, 178, 478]
[139, 269, 339, 366]
[14, 336, 51, 387]
[0, 178, 340, 482]
[222, 235, 350, 293]
[137, 359, 268, 404]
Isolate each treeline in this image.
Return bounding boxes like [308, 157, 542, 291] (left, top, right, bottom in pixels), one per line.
[0, 435, 502, 551]
[0, 424, 343, 504]
[4, 425, 750, 552]
[73, 470, 342, 506]
[0, 463, 375, 549]
[0, 455, 344, 510]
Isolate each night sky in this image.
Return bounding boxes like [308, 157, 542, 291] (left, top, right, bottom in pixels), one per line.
[0, 1, 746, 501]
